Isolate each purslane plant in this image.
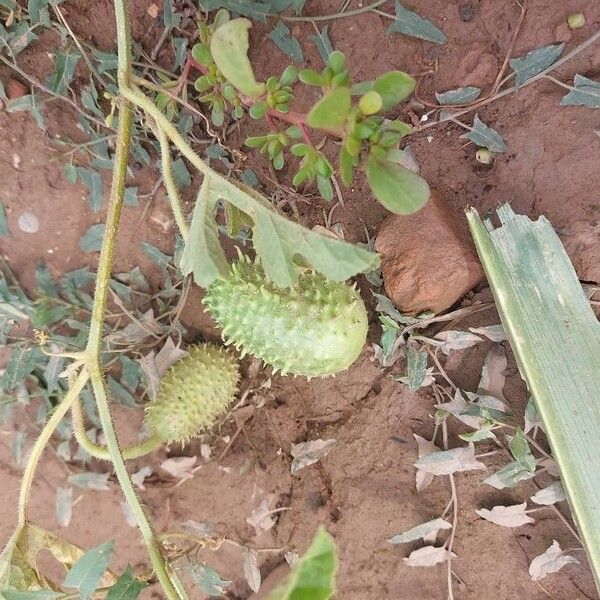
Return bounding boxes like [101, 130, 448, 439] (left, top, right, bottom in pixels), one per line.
[178, 12, 430, 214]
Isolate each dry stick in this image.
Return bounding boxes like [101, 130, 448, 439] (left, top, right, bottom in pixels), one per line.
[417, 28, 600, 132]
[274, 0, 389, 22]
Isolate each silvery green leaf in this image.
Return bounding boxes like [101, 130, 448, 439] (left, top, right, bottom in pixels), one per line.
[529, 540, 578, 581]
[162, 0, 181, 27]
[106, 566, 147, 600]
[0, 201, 9, 236]
[413, 434, 440, 491]
[172, 36, 188, 71]
[64, 541, 115, 600]
[403, 546, 455, 567]
[56, 486, 73, 527]
[124, 186, 138, 207]
[560, 74, 600, 109]
[241, 168, 259, 187]
[139, 241, 171, 269]
[268, 22, 303, 63]
[530, 481, 566, 506]
[79, 224, 105, 252]
[524, 396, 543, 434]
[405, 345, 429, 391]
[187, 562, 230, 596]
[435, 389, 483, 429]
[1, 346, 43, 391]
[415, 443, 486, 476]
[387, 1, 447, 44]
[509, 43, 564, 87]
[11, 430, 27, 466]
[373, 292, 418, 324]
[310, 25, 334, 63]
[75, 167, 103, 213]
[387, 518, 452, 544]
[108, 376, 137, 408]
[47, 51, 80, 95]
[469, 324, 506, 342]
[243, 550, 261, 593]
[171, 158, 191, 188]
[461, 115, 507, 153]
[435, 86, 481, 105]
[434, 330, 483, 354]
[507, 429, 535, 471]
[476, 502, 534, 528]
[290, 438, 336, 475]
[483, 460, 535, 489]
[458, 427, 497, 442]
[68, 471, 110, 491]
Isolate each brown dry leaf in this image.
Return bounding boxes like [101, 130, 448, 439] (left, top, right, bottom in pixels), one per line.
[477, 343, 507, 400]
[529, 540, 579, 581]
[434, 330, 483, 354]
[403, 545, 456, 567]
[415, 443, 486, 476]
[413, 434, 440, 492]
[246, 498, 277, 533]
[290, 439, 336, 475]
[476, 502, 534, 528]
[243, 550, 261, 593]
[155, 337, 188, 376]
[160, 456, 198, 478]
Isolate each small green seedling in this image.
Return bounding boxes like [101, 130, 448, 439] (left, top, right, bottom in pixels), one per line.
[186, 13, 429, 214]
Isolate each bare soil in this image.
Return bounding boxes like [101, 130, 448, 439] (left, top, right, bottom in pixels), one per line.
[1, 1, 600, 599]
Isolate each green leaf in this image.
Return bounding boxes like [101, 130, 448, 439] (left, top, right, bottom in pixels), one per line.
[307, 87, 351, 130]
[461, 115, 507, 153]
[27, 0, 50, 25]
[373, 71, 415, 111]
[6, 94, 45, 129]
[507, 428, 535, 472]
[210, 18, 265, 98]
[35, 261, 58, 297]
[63, 541, 114, 600]
[387, 1, 447, 44]
[47, 51, 80, 96]
[309, 25, 334, 64]
[180, 173, 379, 288]
[366, 153, 429, 214]
[106, 566, 147, 600]
[267, 526, 338, 600]
[79, 224, 105, 252]
[107, 376, 137, 408]
[560, 74, 600, 109]
[2, 591, 64, 599]
[76, 167, 103, 212]
[91, 50, 119, 74]
[162, 0, 181, 27]
[435, 86, 481, 105]
[0, 200, 10, 237]
[268, 22, 303, 63]
[187, 562, 230, 596]
[140, 241, 171, 269]
[0, 347, 43, 392]
[509, 43, 564, 87]
[406, 345, 428, 391]
[124, 186, 139, 207]
[171, 158, 192, 188]
[467, 204, 600, 580]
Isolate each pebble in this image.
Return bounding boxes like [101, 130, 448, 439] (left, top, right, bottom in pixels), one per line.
[18, 211, 40, 234]
[374, 191, 484, 314]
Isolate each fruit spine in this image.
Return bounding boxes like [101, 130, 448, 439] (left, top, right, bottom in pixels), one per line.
[145, 343, 239, 444]
[203, 257, 368, 378]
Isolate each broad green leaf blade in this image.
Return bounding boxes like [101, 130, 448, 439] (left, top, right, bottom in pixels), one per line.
[435, 86, 481, 105]
[560, 74, 600, 109]
[461, 115, 507, 153]
[106, 566, 147, 600]
[210, 18, 265, 98]
[387, 1, 446, 44]
[0, 201, 9, 236]
[63, 541, 114, 600]
[366, 154, 429, 215]
[307, 87, 351, 130]
[76, 167, 103, 213]
[47, 51, 80, 96]
[79, 224, 105, 252]
[181, 174, 379, 288]
[0, 347, 43, 392]
[309, 25, 334, 64]
[372, 71, 415, 111]
[268, 22, 303, 63]
[186, 562, 230, 596]
[267, 527, 337, 600]
[509, 43, 564, 87]
[467, 204, 600, 589]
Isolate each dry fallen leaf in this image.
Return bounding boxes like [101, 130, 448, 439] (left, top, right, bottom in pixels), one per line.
[131, 465, 152, 490]
[476, 502, 534, 528]
[413, 434, 440, 492]
[530, 481, 566, 506]
[160, 456, 198, 478]
[477, 343, 507, 400]
[415, 443, 486, 476]
[243, 550, 261, 593]
[469, 324, 507, 342]
[403, 545, 456, 567]
[529, 540, 579, 581]
[435, 389, 483, 430]
[155, 337, 188, 376]
[290, 439, 336, 475]
[247, 498, 278, 533]
[434, 330, 483, 354]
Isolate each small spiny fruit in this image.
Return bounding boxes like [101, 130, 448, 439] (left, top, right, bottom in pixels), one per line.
[145, 344, 239, 445]
[203, 257, 368, 378]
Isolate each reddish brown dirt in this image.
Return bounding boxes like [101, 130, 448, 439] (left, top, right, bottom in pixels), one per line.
[2, 1, 600, 599]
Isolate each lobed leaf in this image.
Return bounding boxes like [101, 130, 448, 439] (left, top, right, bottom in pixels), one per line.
[63, 541, 115, 600]
[387, 1, 447, 44]
[461, 115, 507, 153]
[435, 86, 481, 105]
[268, 22, 303, 63]
[560, 74, 600, 109]
[509, 43, 564, 87]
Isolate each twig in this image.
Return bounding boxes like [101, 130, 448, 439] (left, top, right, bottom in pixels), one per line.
[275, 0, 389, 22]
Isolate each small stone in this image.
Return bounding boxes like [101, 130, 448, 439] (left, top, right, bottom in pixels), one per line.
[374, 192, 484, 314]
[18, 211, 40, 234]
[567, 12, 585, 30]
[6, 79, 28, 100]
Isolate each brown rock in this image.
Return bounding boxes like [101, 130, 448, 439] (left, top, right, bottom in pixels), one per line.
[455, 43, 498, 89]
[374, 192, 484, 314]
[6, 79, 28, 100]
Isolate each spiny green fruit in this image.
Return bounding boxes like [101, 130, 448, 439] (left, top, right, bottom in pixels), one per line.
[145, 344, 239, 445]
[203, 257, 368, 378]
